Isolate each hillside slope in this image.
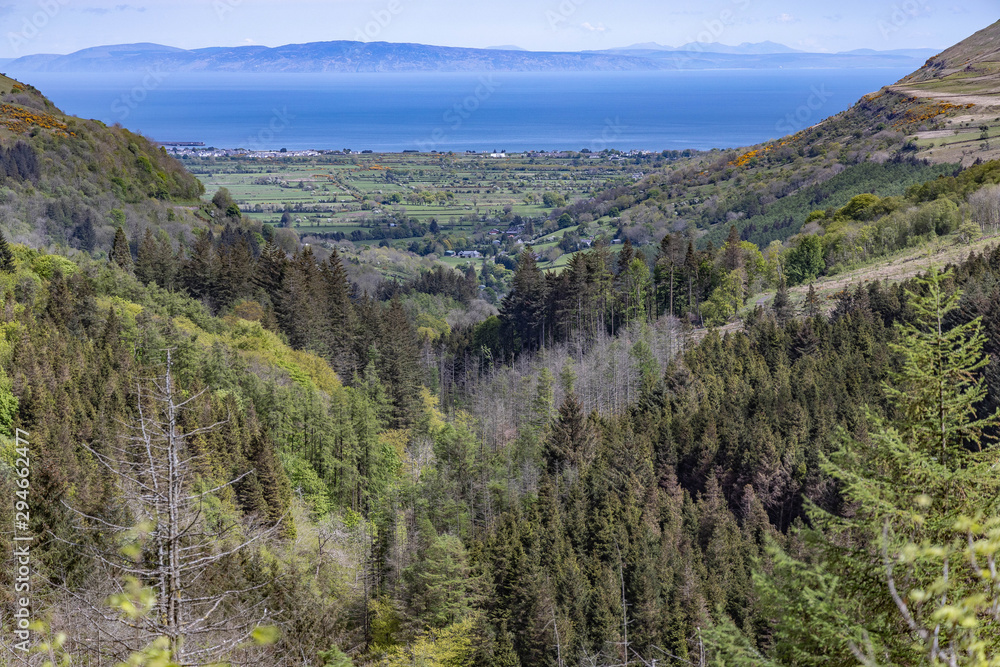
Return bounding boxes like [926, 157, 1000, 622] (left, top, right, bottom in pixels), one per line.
[898, 19, 1000, 95]
[0, 73, 204, 251]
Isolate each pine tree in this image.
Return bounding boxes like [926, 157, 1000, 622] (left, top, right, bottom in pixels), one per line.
[762, 267, 1000, 665]
[110, 225, 133, 272]
[135, 228, 158, 285]
[501, 250, 548, 352]
[490, 622, 522, 667]
[184, 230, 217, 302]
[772, 276, 792, 323]
[803, 283, 821, 318]
[0, 229, 15, 273]
[323, 249, 356, 379]
[545, 392, 597, 475]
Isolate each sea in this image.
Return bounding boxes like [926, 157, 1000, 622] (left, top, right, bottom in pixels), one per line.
[10, 69, 913, 153]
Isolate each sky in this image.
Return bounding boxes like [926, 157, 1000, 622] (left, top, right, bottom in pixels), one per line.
[0, 0, 996, 59]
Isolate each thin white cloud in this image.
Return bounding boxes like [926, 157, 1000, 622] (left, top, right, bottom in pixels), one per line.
[581, 21, 608, 33]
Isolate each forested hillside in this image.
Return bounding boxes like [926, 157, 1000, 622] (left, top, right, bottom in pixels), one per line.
[0, 73, 203, 250]
[1, 33, 1000, 667]
[4, 206, 1000, 665]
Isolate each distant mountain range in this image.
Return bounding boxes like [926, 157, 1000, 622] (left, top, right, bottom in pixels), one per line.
[608, 40, 804, 54]
[0, 40, 941, 74]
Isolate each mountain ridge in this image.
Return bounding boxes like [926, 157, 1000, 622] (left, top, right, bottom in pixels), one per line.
[3, 39, 936, 74]
[895, 19, 1000, 97]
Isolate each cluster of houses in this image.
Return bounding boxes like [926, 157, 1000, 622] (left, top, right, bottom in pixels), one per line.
[163, 146, 322, 159]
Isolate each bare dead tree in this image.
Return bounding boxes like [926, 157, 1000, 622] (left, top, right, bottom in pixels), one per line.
[64, 349, 277, 666]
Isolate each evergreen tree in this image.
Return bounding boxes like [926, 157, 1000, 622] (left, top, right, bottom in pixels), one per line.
[216, 235, 255, 309]
[0, 228, 15, 273]
[135, 228, 158, 285]
[501, 250, 548, 352]
[323, 249, 356, 379]
[617, 238, 635, 273]
[545, 392, 597, 475]
[404, 516, 472, 630]
[110, 225, 133, 272]
[684, 241, 698, 316]
[656, 233, 678, 317]
[378, 297, 422, 427]
[278, 247, 328, 354]
[760, 267, 1000, 665]
[772, 276, 792, 323]
[803, 283, 821, 318]
[254, 241, 287, 304]
[184, 230, 217, 302]
[490, 622, 522, 667]
[723, 224, 743, 272]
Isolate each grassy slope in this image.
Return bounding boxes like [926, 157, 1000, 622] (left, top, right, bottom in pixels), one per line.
[898, 20, 1000, 93]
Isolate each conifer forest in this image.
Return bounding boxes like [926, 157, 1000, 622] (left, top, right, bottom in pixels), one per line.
[4, 19, 1000, 667]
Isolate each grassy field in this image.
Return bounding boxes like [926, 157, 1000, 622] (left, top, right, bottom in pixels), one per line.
[907, 113, 1000, 166]
[186, 150, 653, 276]
[185, 151, 650, 233]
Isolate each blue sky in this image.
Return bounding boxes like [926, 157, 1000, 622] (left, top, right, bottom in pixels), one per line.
[0, 0, 995, 58]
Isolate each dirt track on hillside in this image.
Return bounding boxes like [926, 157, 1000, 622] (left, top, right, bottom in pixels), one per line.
[891, 85, 1000, 107]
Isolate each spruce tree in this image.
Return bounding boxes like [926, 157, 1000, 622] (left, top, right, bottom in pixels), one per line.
[772, 276, 792, 323]
[723, 224, 743, 271]
[184, 230, 217, 303]
[760, 267, 1000, 665]
[323, 249, 356, 379]
[490, 622, 522, 667]
[110, 225, 133, 272]
[803, 283, 821, 318]
[545, 392, 597, 475]
[254, 241, 287, 304]
[378, 297, 422, 428]
[0, 228, 14, 273]
[135, 228, 158, 284]
[501, 250, 548, 352]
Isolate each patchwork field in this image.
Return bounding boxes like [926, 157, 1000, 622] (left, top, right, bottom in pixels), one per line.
[185, 150, 659, 230]
[184, 149, 666, 275]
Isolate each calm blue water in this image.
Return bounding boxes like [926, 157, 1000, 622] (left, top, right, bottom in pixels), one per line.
[11, 70, 911, 152]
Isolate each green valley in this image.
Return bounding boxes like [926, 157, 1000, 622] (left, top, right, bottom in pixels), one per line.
[3, 17, 1000, 667]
